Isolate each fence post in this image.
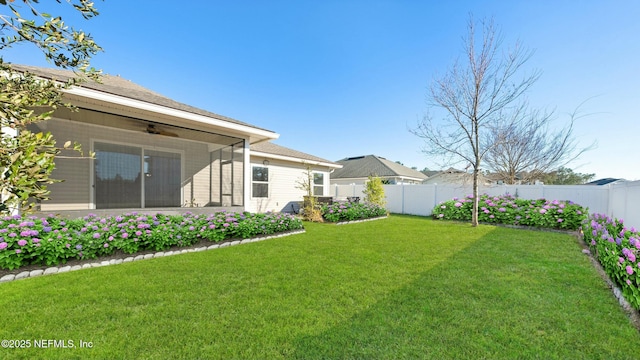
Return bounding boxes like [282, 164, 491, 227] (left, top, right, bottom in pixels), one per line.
[607, 183, 613, 218]
[433, 184, 438, 214]
[402, 183, 405, 214]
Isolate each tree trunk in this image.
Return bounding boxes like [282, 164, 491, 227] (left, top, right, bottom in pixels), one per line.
[472, 168, 479, 227]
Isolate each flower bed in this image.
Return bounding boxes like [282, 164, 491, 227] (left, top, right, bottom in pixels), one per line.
[321, 202, 387, 223]
[0, 211, 303, 270]
[582, 214, 640, 309]
[432, 194, 587, 230]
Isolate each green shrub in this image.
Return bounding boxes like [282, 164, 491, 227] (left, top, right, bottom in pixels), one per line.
[582, 214, 640, 309]
[0, 211, 304, 270]
[363, 175, 386, 207]
[432, 194, 587, 230]
[321, 202, 387, 222]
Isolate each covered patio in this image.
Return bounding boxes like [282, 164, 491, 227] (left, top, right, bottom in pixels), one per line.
[13, 64, 279, 217]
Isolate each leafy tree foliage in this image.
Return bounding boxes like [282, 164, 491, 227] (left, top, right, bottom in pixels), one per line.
[363, 175, 386, 207]
[0, 0, 101, 213]
[541, 167, 595, 185]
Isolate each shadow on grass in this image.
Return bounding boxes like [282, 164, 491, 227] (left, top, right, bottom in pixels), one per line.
[289, 227, 640, 360]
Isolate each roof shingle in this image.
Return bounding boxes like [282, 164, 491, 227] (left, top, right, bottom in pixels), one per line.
[8, 64, 272, 132]
[332, 155, 427, 180]
[251, 142, 340, 166]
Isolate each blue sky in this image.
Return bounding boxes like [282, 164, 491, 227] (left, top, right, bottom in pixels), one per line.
[4, 1, 639, 180]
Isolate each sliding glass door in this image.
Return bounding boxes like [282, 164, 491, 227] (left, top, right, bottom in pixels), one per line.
[94, 143, 142, 209]
[94, 142, 181, 209]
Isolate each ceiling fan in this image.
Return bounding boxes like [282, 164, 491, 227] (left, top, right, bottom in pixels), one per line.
[146, 124, 179, 137]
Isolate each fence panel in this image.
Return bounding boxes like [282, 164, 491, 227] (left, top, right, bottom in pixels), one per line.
[330, 181, 639, 230]
[610, 181, 640, 230]
[332, 184, 365, 200]
[541, 185, 610, 215]
[433, 184, 474, 205]
[383, 185, 404, 214]
[401, 185, 435, 216]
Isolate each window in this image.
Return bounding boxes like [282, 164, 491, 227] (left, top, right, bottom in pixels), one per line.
[252, 166, 269, 198]
[313, 172, 324, 196]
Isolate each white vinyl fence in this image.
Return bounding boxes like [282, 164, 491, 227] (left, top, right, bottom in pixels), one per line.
[332, 180, 640, 230]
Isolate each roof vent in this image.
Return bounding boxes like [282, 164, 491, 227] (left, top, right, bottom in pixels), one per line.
[346, 156, 365, 160]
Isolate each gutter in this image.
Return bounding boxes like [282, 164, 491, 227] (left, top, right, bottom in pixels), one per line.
[250, 151, 342, 169]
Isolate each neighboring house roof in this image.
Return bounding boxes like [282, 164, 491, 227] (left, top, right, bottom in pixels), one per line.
[422, 170, 441, 177]
[251, 142, 342, 168]
[585, 178, 624, 185]
[423, 169, 492, 185]
[8, 64, 278, 143]
[332, 155, 428, 181]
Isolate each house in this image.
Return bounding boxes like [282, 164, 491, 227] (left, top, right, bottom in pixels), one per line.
[422, 168, 493, 185]
[249, 142, 341, 213]
[330, 155, 427, 185]
[9, 64, 337, 215]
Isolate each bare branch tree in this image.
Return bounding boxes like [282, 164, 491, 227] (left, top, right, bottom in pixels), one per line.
[410, 16, 539, 226]
[484, 103, 596, 184]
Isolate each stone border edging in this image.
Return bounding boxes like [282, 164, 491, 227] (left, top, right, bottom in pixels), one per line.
[0, 229, 306, 284]
[335, 216, 388, 226]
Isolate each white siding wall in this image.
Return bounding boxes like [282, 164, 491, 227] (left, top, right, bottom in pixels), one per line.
[34, 116, 232, 211]
[247, 156, 331, 213]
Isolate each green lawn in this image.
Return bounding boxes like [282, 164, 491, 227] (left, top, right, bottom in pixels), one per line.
[0, 215, 638, 359]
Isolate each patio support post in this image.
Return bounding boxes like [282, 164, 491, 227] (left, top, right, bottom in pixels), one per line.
[243, 139, 250, 211]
